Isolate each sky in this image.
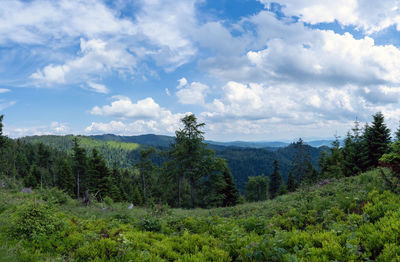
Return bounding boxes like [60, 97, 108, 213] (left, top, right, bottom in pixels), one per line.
[1, 0, 400, 141]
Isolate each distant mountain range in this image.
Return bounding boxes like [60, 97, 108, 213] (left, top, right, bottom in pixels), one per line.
[91, 134, 334, 148]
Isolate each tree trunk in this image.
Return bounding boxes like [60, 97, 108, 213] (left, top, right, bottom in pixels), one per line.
[190, 178, 195, 208]
[178, 176, 182, 208]
[141, 167, 146, 204]
[76, 171, 80, 198]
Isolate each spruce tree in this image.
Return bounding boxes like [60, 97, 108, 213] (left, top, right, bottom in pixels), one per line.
[88, 148, 110, 200]
[0, 115, 5, 150]
[363, 112, 391, 169]
[56, 158, 74, 196]
[221, 163, 240, 207]
[72, 137, 88, 198]
[269, 160, 283, 199]
[134, 147, 156, 204]
[287, 171, 296, 192]
[395, 121, 400, 141]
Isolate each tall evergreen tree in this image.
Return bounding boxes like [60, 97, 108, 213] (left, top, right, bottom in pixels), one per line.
[286, 171, 296, 192]
[362, 112, 391, 169]
[72, 137, 88, 198]
[342, 120, 363, 177]
[0, 115, 5, 151]
[167, 114, 217, 208]
[269, 160, 283, 199]
[56, 158, 74, 196]
[88, 148, 110, 200]
[134, 147, 156, 204]
[290, 138, 312, 183]
[221, 162, 240, 207]
[395, 121, 400, 141]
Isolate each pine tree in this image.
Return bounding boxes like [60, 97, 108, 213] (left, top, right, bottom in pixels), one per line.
[221, 163, 240, 207]
[56, 158, 74, 196]
[287, 171, 296, 192]
[362, 112, 391, 170]
[303, 161, 318, 184]
[290, 138, 312, 184]
[72, 137, 88, 198]
[342, 120, 363, 176]
[132, 186, 143, 206]
[269, 160, 283, 199]
[325, 135, 344, 178]
[0, 115, 5, 151]
[134, 147, 156, 204]
[167, 114, 217, 208]
[278, 180, 287, 195]
[88, 148, 110, 200]
[395, 121, 400, 141]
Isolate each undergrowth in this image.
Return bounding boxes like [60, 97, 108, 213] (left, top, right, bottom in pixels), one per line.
[0, 169, 398, 261]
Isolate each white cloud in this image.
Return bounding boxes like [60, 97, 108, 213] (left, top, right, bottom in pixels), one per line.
[259, 0, 400, 34]
[31, 38, 136, 85]
[0, 0, 135, 44]
[177, 77, 188, 89]
[135, 0, 198, 70]
[0, 89, 10, 93]
[87, 82, 109, 94]
[90, 96, 163, 119]
[5, 122, 70, 138]
[87, 95, 190, 135]
[175, 79, 209, 105]
[4, 0, 200, 88]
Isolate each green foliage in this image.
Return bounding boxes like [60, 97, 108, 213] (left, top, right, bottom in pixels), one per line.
[362, 112, 391, 170]
[10, 202, 65, 241]
[245, 175, 269, 202]
[139, 216, 162, 232]
[37, 187, 72, 205]
[0, 168, 398, 261]
[269, 160, 282, 198]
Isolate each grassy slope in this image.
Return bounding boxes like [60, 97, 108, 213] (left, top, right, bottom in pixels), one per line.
[1, 169, 399, 261]
[22, 135, 141, 167]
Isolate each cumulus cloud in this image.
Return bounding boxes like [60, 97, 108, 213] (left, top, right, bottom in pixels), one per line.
[0, 0, 135, 44]
[3, 0, 201, 88]
[175, 78, 210, 105]
[87, 96, 189, 135]
[134, 0, 198, 70]
[5, 122, 70, 138]
[259, 0, 400, 33]
[90, 96, 164, 119]
[31, 38, 136, 85]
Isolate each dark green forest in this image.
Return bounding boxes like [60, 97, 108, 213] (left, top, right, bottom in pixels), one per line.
[2, 112, 400, 260]
[21, 134, 324, 193]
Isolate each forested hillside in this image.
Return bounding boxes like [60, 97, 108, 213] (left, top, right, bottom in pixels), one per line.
[22, 135, 324, 192]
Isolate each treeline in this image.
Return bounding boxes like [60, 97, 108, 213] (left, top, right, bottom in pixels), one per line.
[0, 114, 239, 209]
[244, 112, 396, 202]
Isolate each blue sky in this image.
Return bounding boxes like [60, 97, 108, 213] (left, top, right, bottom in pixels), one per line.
[1, 0, 400, 141]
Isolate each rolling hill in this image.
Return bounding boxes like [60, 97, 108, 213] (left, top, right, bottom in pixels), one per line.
[20, 134, 326, 192]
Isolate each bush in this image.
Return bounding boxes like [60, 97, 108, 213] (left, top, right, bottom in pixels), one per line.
[37, 187, 72, 205]
[103, 196, 114, 207]
[139, 216, 162, 232]
[10, 202, 65, 241]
